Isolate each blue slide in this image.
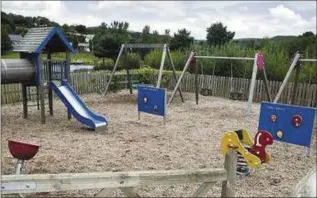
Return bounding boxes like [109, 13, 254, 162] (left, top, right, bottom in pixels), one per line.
[49, 80, 108, 131]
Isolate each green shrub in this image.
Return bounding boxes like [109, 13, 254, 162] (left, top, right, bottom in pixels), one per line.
[170, 50, 187, 70]
[135, 66, 182, 88]
[94, 58, 114, 71]
[136, 66, 157, 85]
[119, 52, 142, 70]
[143, 49, 163, 69]
[109, 75, 120, 92]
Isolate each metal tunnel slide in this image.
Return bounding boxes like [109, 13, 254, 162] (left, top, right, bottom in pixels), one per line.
[49, 80, 108, 131]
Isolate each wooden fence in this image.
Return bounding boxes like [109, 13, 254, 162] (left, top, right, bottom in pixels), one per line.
[1, 71, 317, 107]
[1, 152, 236, 197]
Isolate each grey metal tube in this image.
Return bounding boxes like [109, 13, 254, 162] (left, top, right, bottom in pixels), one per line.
[1, 59, 35, 84]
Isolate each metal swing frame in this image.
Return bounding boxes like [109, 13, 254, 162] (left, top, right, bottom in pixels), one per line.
[102, 43, 184, 103]
[168, 52, 273, 124]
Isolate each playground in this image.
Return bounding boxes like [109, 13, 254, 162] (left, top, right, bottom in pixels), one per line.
[1, 26, 316, 197]
[1, 90, 316, 197]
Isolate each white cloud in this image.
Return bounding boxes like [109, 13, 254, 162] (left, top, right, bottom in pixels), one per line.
[269, 5, 302, 20]
[1, 1, 316, 39]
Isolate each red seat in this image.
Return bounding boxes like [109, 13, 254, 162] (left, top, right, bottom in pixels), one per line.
[8, 140, 40, 160]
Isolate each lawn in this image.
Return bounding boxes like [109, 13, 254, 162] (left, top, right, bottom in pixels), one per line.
[1, 51, 99, 65]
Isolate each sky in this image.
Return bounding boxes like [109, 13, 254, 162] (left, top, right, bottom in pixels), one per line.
[1, 1, 316, 39]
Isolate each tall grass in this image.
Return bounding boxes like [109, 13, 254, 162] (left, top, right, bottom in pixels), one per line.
[142, 41, 316, 83]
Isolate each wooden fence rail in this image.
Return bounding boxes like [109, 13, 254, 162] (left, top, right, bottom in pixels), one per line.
[1, 71, 316, 107]
[1, 153, 236, 197]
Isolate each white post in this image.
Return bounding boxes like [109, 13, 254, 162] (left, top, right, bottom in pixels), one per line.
[273, 52, 301, 103]
[168, 51, 195, 105]
[245, 52, 259, 122]
[156, 44, 167, 88]
[103, 44, 125, 96]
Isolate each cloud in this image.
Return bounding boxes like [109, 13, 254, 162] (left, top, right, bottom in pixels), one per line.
[269, 5, 302, 20]
[1, 1, 316, 39]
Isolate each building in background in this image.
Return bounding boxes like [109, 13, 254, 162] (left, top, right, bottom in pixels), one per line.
[78, 43, 90, 52]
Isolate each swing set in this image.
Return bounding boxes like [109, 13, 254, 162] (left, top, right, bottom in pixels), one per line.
[168, 51, 272, 108]
[101, 43, 184, 102]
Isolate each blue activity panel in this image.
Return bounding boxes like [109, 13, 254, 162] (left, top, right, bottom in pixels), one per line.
[258, 102, 316, 148]
[137, 85, 166, 117]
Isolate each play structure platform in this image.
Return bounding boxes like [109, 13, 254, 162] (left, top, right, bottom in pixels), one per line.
[50, 80, 108, 131]
[1, 26, 108, 131]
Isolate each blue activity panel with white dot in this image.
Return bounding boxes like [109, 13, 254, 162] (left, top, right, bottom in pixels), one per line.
[258, 101, 316, 148]
[137, 85, 166, 117]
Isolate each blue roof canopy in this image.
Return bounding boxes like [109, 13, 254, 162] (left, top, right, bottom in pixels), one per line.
[13, 25, 75, 54]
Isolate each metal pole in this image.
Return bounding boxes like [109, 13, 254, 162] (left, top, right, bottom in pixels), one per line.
[273, 52, 301, 103]
[166, 47, 184, 102]
[103, 44, 125, 96]
[168, 51, 195, 105]
[262, 67, 272, 102]
[195, 56, 254, 61]
[15, 159, 24, 175]
[291, 61, 301, 105]
[299, 58, 317, 62]
[156, 44, 167, 88]
[66, 50, 71, 120]
[245, 53, 259, 121]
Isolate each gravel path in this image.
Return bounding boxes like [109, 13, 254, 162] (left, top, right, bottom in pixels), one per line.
[1, 90, 316, 197]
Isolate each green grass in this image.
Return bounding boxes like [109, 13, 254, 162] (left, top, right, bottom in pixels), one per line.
[50, 52, 99, 65]
[1, 51, 19, 59]
[1, 51, 100, 65]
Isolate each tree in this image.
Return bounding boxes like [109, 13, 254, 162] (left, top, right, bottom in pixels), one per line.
[153, 30, 159, 36]
[302, 31, 314, 37]
[206, 22, 235, 46]
[89, 40, 93, 52]
[15, 27, 28, 36]
[141, 25, 152, 43]
[164, 29, 170, 36]
[93, 21, 130, 63]
[170, 28, 194, 50]
[1, 12, 16, 31]
[142, 25, 150, 34]
[75, 25, 87, 34]
[1, 25, 12, 54]
[162, 29, 171, 43]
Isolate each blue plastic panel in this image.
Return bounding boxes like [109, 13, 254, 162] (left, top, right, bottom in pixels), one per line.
[138, 85, 166, 117]
[258, 102, 316, 147]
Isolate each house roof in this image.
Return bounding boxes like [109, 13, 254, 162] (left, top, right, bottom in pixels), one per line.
[13, 25, 75, 53]
[8, 34, 22, 42]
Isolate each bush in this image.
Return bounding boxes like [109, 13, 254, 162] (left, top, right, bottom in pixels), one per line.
[170, 50, 187, 70]
[143, 49, 163, 69]
[143, 49, 187, 71]
[93, 58, 114, 71]
[109, 75, 120, 93]
[136, 66, 157, 85]
[119, 52, 142, 70]
[135, 66, 183, 88]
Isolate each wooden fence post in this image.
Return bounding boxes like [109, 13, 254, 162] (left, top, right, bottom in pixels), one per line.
[221, 151, 237, 197]
[22, 84, 28, 119]
[194, 57, 199, 105]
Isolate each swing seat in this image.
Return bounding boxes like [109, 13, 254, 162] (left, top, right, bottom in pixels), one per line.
[200, 88, 213, 96]
[229, 90, 243, 100]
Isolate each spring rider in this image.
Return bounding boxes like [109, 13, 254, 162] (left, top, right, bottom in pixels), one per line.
[221, 129, 273, 175]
